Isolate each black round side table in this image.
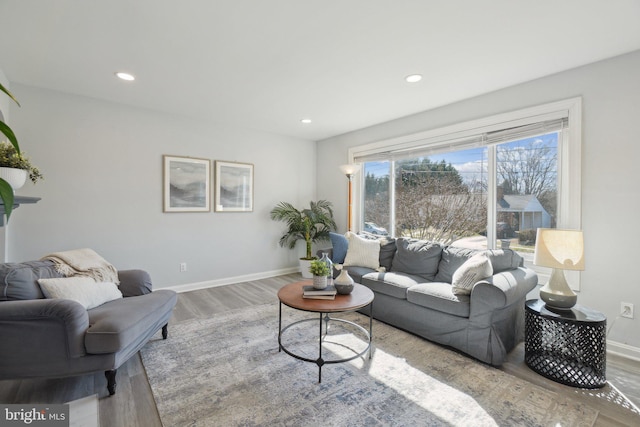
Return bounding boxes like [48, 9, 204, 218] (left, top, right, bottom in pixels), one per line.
[524, 299, 607, 389]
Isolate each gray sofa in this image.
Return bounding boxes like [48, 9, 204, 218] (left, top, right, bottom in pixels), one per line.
[323, 234, 538, 366]
[0, 260, 177, 395]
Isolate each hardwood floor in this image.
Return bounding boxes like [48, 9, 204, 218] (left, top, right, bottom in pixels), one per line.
[1, 273, 638, 426]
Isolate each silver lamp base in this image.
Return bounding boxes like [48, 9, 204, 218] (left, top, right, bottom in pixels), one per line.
[539, 268, 577, 310]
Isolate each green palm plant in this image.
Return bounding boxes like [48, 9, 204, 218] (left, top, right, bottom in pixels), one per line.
[270, 200, 337, 260]
[0, 82, 22, 220]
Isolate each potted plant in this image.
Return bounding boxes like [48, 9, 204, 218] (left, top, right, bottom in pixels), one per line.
[0, 142, 43, 188]
[309, 259, 330, 289]
[0, 82, 42, 220]
[270, 200, 337, 278]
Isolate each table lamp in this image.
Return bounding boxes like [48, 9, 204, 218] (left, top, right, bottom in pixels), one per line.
[533, 228, 584, 309]
[339, 164, 361, 231]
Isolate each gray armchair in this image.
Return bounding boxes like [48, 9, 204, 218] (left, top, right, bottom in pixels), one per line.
[0, 260, 177, 395]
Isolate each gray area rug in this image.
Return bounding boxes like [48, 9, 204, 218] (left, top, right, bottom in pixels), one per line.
[140, 304, 598, 426]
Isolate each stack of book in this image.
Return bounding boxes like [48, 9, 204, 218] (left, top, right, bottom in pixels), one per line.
[302, 285, 337, 300]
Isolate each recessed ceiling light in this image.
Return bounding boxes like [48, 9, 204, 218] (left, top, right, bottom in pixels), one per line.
[115, 72, 135, 81]
[405, 74, 422, 83]
[301, 118, 312, 124]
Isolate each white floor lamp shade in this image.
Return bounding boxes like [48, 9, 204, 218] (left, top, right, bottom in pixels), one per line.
[534, 228, 584, 310]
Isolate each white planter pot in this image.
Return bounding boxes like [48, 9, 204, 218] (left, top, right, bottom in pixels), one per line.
[299, 259, 314, 279]
[0, 167, 27, 191]
[312, 275, 327, 289]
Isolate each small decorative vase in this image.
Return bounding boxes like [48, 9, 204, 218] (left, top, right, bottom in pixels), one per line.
[0, 167, 27, 191]
[334, 269, 354, 295]
[312, 275, 327, 290]
[319, 252, 334, 286]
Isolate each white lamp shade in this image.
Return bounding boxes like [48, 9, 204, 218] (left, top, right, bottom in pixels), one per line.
[534, 228, 584, 271]
[339, 164, 361, 176]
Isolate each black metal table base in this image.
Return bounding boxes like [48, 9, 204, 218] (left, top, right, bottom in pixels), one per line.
[524, 299, 606, 389]
[278, 303, 373, 383]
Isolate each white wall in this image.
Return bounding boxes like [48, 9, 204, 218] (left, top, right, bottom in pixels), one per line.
[318, 50, 640, 352]
[7, 84, 317, 288]
[0, 68, 9, 121]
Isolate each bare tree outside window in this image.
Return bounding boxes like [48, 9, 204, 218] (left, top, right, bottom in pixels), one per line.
[394, 159, 486, 244]
[361, 132, 558, 250]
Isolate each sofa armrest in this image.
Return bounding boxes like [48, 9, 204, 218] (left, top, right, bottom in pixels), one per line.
[118, 269, 152, 297]
[470, 267, 538, 314]
[0, 299, 90, 370]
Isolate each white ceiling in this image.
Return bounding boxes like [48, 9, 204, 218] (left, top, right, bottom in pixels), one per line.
[1, 0, 640, 141]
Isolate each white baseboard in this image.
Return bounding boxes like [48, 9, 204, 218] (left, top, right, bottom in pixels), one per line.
[163, 267, 300, 293]
[607, 340, 640, 362]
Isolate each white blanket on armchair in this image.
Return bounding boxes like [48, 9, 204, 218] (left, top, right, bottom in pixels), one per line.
[41, 248, 120, 284]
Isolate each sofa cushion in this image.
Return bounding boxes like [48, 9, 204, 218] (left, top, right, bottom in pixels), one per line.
[37, 276, 123, 309]
[329, 232, 348, 264]
[117, 269, 153, 297]
[485, 249, 523, 273]
[378, 238, 397, 271]
[435, 246, 524, 283]
[391, 238, 442, 280]
[85, 290, 177, 354]
[451, 253, 493, 296]
[344, 232, 380, 270]
[407, 282, 470, 318]
[361, 271, 425, 300]
[0, 260, 63, 301]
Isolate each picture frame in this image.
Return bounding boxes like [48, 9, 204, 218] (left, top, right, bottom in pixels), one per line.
[214, 161, 254, 212]
[163, 155, 211, 212]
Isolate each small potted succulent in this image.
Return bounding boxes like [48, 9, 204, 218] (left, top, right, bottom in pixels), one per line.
[309, 259, 331, 289]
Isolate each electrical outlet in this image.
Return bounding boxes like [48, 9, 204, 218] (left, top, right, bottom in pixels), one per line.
[180, 262, 187, 272]
[621, 302, 634, 319]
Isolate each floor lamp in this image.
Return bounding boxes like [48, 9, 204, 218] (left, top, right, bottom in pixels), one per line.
[339, 164, 361, 232]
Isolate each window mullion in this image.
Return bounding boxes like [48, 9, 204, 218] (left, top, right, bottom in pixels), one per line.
[389, 161, 396, 237]
[487, 145, 497, 249]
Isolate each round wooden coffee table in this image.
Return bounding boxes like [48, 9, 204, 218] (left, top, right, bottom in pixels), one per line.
[277, 281, 374, 383]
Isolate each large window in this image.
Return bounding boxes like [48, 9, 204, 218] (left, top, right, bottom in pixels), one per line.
[352, 99, 581, 286]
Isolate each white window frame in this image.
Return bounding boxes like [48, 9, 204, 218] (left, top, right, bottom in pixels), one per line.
[347, 97, 583, 288]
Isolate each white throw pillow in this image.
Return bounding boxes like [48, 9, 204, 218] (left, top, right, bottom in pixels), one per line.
[37, 276, 123, 309]
[343, 231, 381, 270]
[451, 252, 493, 296]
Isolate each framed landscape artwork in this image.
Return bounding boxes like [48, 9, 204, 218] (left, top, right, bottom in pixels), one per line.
[215, 161, 254, 212]
[163, 155, 211, 212]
